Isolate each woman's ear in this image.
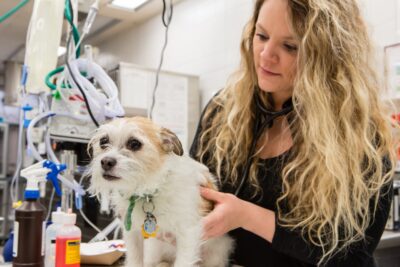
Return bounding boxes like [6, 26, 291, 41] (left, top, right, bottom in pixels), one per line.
[160, 128, 184, 156]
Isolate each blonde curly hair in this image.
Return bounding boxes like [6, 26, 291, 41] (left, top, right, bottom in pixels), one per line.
[195, 0, 396, 265]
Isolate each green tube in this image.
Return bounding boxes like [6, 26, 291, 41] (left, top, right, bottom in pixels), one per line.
[0, 0, 30, 24]
[45, 66, 64, 90]
[64, 0, 81, 57]
[46, 0, 83, 91]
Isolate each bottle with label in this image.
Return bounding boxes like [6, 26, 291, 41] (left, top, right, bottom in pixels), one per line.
[13, 184, 46, 267]
[44, 207, 64, 267]
[55, 210, 81, 267]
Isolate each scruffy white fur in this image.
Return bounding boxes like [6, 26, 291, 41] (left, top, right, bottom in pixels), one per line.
[88, 117, 234, 267]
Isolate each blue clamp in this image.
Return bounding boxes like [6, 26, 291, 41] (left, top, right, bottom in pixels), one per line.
[75, 191, 83, 210]
[22, 105, 33, 129]
[43, 160, 66, 197]
[20, 65, 28, 87]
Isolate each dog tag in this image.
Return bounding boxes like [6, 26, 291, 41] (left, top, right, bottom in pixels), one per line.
[142, 212, 158, 239]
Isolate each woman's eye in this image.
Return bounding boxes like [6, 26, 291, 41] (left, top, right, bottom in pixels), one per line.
[284, 43, 298, 52]
[256, 33, 268, 41]
[127, 138, 142, 151]
[99, 137, 109, 149]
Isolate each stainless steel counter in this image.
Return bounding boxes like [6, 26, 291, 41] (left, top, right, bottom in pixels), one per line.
[377, 230, 400, 249]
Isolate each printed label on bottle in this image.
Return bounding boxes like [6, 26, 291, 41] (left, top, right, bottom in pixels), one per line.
[65, 240, 80, 264]
[12, 221, 19, 257]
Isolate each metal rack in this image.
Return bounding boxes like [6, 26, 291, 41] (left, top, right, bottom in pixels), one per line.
[0, 123, 9, 179]
[0, 123, 10, 239]
[0, 179, 10, 240]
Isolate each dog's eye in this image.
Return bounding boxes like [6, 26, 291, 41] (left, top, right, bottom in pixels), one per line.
[99, 136, 109, 149]
[127, 138, 142, 151]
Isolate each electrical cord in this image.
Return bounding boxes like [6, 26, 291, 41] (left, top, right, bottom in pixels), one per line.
[161, 0, 173, 27]
[149, 0, 173, 119]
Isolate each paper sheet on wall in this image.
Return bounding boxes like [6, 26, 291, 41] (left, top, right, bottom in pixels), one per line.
[151, 74, 188, 149]
[120, 68, 154, 110]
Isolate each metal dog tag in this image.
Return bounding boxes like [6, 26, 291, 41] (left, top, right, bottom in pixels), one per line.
[142, 212, 158, 238]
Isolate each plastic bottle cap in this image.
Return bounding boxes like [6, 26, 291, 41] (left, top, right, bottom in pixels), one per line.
[24, 190, 39, 200]
[51, 207, 64, 224]
[63, 212, 77, 225]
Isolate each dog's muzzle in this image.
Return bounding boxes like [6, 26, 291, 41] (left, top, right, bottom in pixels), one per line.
[101, 157, 117, 171]
[101, 157, 121, 181]
[102, 173, 121, 181]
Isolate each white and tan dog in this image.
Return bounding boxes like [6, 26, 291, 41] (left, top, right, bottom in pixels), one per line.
[88, 117, 234, 267]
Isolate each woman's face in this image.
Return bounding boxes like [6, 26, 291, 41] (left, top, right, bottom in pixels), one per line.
[253, 0, 299, 108]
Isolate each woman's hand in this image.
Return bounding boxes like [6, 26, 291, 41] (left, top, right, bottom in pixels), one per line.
[200, 187, 276, 242]
[200, 187, 248, 240]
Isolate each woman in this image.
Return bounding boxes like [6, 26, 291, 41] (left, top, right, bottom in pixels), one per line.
[190, 0, 395, 266]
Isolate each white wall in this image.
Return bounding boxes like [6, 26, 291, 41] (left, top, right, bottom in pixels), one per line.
[97, 0, 254, 108]
[360, 0, 400, 91]
[362, 0, 400, 47]
[97, 0, 400, 105]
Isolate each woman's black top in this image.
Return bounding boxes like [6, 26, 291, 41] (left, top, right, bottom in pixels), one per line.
[189, 98, 393, 267]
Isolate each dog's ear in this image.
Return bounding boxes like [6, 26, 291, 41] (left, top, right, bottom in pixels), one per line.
[160, 128, 184, 156]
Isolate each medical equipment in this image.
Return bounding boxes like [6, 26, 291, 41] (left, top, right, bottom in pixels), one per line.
[60, 150, 77, 212]
[3, 0, 145, 250]
[234, 90, 294, 196]
[24, 0, 64, 94]
[49, 55, 124, 142]
[17, 0, 122, 242]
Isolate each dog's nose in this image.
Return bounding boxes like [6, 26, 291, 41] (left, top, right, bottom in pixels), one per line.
[101, 157, 117, 171]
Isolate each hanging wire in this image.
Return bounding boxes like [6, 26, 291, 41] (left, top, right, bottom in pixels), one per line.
[149, 0, 173, 119]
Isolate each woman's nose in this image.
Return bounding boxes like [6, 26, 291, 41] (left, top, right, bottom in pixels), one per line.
[260, 43, 278, 63]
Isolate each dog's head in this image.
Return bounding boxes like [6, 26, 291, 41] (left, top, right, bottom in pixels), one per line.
[87, 117, 183, 196]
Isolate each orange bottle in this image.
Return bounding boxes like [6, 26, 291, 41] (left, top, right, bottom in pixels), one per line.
[55, 211, 81, 267]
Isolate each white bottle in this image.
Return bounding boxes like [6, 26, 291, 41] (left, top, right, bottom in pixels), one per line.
[44, 207, 64, 267]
